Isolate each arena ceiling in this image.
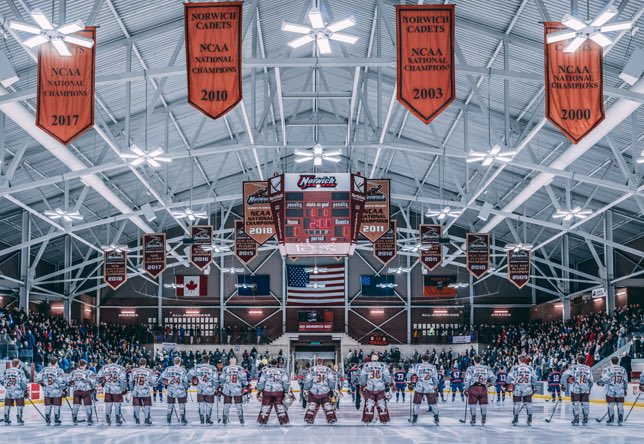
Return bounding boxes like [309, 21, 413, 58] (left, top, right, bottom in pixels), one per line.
[0, 0, 643, 302]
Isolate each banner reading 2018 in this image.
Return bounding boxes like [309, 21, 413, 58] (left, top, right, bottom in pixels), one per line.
[395, 5, 455, 124]
[185, 2, 242, 120]
[544, 23, 604, 144]
[36, 27, 96, 145]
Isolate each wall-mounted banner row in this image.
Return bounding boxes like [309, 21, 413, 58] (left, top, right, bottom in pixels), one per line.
[36, 27, 96, 145]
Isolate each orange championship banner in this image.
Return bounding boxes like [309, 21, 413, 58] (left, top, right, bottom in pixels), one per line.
[104, 250, 127, 291]
[360, 179, 390, 243]
[395, 5, 455, 124]
[466, 233, 490, 278]
[508, 249, 531, 289]
[36, 27, 96, 145]
[544, 23, 605, 144]
[243, 181, 275, 245]
[184, 2, 242, 120]
[142, 233, 166, 278]
[190, 225, 213, 271]
[419, 224, 442, 271]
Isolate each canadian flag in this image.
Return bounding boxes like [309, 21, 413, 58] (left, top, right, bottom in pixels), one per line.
[176, 276, 208, 297]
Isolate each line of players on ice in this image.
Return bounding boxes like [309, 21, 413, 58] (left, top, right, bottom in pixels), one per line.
[0, 352, 643, 427]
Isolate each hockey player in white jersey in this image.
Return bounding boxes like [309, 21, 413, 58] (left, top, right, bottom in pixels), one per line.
[129, 358, 158, 425]
[97, 355, 127, 426]
[68, 359, 97, 425]
[598, 356, 628, 425]
[407, 354, 439, 426]
[506, 355, 537, 426]
[256, 359, 292, 425]
[35, 357, 67, 426]
[0, 359, 28, 426]
[464, 355, 495, 426]
[188, 354, 219, 425]
[219, 356, 249, 425]
[303, 357, 337, 425]
[359, 353, 393, 424]
[160, 356, 190, 425]
[563, 355, 594, 426]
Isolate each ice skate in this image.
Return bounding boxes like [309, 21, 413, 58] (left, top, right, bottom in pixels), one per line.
[470, 415, 476, 426]
[434, 414, 439, 426]
[72, 415, 78, 426]
[45, 414, 51, 426]
[200, 414, 204, 425]
[180, 414, 188, 425]
[134, 414, 140, 425]
[54, 415, 61, 426]
[572, 415, 580, 426]
[606, 415, 614, 425]
[222, 415, 229, 425]
[512, 414, 519, 426]
[206, 415, 213, 425]
[116, 415, 123, 426]
[582, 415, 588, 426]
[481, 414, 486, 426]
[145, 417, 152, 426]
[87, 415, 93, 426]
[618, 414, 623, 426]
[17, 414, 24, 426]
[527, 414, 532, 427]
[105, 415, 111, 426]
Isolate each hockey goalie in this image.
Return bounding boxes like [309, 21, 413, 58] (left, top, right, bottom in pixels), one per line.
[359, 353, 393, 424]
[302, 358, 337, 425]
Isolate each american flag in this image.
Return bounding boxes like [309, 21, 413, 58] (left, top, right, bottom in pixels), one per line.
[287, 263, 345, 305]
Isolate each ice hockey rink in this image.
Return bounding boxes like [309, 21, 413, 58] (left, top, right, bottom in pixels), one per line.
[9, 396, 644, 443]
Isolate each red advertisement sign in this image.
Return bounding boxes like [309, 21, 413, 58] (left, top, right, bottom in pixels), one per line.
[298, 322, 333, 332]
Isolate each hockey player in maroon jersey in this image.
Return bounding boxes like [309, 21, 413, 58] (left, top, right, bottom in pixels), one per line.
[407, 354, 440, 426]
[97, 356, 127, 426]
[256, 359, 292, 425]
[0, 359, 28, 426]
[67, 359, 97, 425]
[359, 352, 393, 424]
[129, 358, 158, 425]
[464, 355, 495, 426]
[302, 357, 337, 425]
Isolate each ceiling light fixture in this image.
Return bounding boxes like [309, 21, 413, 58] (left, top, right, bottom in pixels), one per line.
[425, 206, 464, 221]
[376, 282, 397, 289]
[201, 243, 231, 254]
[636, 149, 644, 164]
[8, 8, 94, 56]
[101, 244, 130, 253]
[552, 206, 593, 221]
[304, 265, 328, 274]
[466, 144, 517, 166]
[221, 267, 244, 275]
[171, 207, 208, 222]
[305, 282, 326, 289]
[164, 283, 184, 289]
[121, 145, 171, 168]
[281, 8, 358, 54]
[387, 266, 412, 274]
[503, 243, 533, 252]
[44, 208, 83, 222]
[294, 144, 341, 166]
[546, 5, 632, 53]
[448, 282, 469, 289]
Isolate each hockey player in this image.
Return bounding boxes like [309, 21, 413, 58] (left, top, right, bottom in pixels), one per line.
[97, 356, 127, 426]
[598, 356, 628, 425]
[346, 363, 360, 404]
[407, 354, 439, 426]
[219, 356, 249, 425]
[152, 367, 164, 403]
[359, 352, 393, 424]
[394, 365, 407, 403]
[129, 358, 157, 425]
[437, 367, 446, 403]
[35, 357, 67, 426]
[68, 359, 97, 425]
[0, 359, 28, 426]
[351, 363, 363, 409]
[188, 355, 219, 425]
[160, 356, 190, 425]
[562, 354, 594, 426]
[298, 363, 310, 408]
[505, 355, 537, 426]
[303, 358, 337, 424]
[547, 367, 562, 402]
[494, 366, 507, 403]
[256, 359, 291, 425]
[464, 355, 495, 426]
[450, 364, 465, 402]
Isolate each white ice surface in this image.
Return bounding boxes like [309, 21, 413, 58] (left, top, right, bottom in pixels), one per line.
[3, 394, 643, 443]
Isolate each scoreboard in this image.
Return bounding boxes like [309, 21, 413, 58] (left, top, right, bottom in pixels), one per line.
[269, 173, 365, 256]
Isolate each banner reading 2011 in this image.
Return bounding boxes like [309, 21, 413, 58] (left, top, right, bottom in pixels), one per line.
[544, 23, 605, 144]
[36, 27, 96, 145]
[395, 5, 455, 124]
[185, 2, 242, 120]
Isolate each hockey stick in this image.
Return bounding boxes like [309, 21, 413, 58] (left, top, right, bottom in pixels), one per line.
[66, 398, 86, 423]
[595, 411, 608, 423]
[458, 398, 469, 423]
[623, 393, 641, 423]
[408, 388, 413, 423]
[26, 397, 46, 421]
[544, 399, 561, 423]
[93, 402, 100, 424]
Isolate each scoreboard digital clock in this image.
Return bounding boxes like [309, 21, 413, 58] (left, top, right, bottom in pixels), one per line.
[269, 173, 366, 256]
